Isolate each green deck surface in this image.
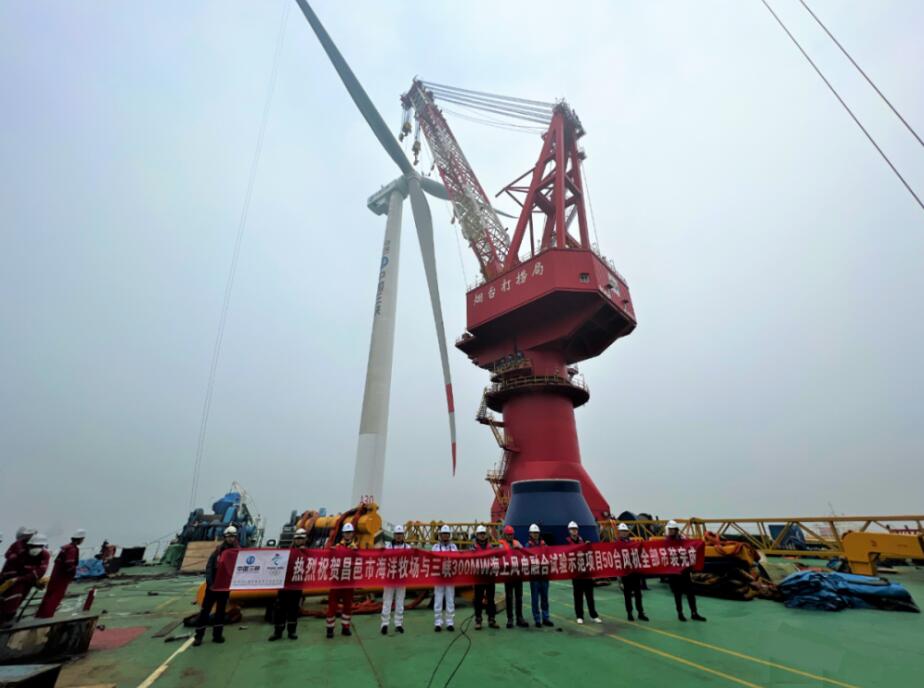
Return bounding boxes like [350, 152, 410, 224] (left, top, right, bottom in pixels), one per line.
[50, 564, 923, 688]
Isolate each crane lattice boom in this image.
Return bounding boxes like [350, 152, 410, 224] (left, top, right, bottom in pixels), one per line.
[402, 80, 511, 279]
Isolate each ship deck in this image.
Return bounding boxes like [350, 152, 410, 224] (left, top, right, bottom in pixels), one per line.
[51, 562, 923, 687]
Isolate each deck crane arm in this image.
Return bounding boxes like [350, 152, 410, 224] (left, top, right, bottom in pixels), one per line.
[402, 80, 539, 280]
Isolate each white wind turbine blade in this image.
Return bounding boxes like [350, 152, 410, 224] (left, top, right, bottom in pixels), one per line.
[408, 176, 458, 474]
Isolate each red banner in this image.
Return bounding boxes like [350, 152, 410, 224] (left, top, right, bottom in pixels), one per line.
[211, 539, 704, 592]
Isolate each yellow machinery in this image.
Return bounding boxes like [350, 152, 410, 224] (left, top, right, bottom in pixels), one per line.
[842, 531, 924, 576]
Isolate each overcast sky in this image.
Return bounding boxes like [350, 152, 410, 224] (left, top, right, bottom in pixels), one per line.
[2, 1, 922, 552]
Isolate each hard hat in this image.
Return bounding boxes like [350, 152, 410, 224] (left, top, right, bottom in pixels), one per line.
[72, 528, 87, 539]
[31, 533, 49, 547]
[439, 525, 451, 534]
[293, 528, 308, 537]
[223, 526, 238, 535]
[666, 520, 680, 530]
[503, 525, 515, 535]
[529, 524, 540, 533]
[617, 523, 630, 532]
[16, 527, 36, 539]
[567, 521, 579, 529]
[475, 525, 487, 534]
[393, 524, 405, 534]
[342, 523, 355, 533]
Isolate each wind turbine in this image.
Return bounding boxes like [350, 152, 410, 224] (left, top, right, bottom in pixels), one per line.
[294, 0, 457, 507]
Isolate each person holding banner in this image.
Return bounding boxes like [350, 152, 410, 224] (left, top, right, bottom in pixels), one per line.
[326, 523, 358, 639]
[617, 523, 648, 622]
[499, 525, 528, 629]
[431, 524, 457, 632]
[193, 526, 238, 646]
[565, 521, 601, 625]
[269, 528, 308, 641]
[525, 524, 553, 628]
[380, 524, 411, 635]
[470, 525, 499, 630]
[665, 520, 706, 622]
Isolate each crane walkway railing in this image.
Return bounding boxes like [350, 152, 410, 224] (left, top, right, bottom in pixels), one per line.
[402, 515, 924, 555]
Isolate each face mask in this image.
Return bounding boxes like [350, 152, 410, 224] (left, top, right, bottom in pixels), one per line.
[29, 547, 43, 556]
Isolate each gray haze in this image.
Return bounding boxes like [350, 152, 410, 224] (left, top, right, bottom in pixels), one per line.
[2, 1, 922, 552]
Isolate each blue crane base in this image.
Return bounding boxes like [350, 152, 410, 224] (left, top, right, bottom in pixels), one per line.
[504, 479, 600, 544]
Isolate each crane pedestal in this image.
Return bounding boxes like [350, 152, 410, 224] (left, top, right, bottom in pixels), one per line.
[457, 249, 636, 521]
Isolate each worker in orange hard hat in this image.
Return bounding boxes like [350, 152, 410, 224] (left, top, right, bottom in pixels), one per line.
[36, 529, 85, 619]
[500, 525, 527, 628]
[326, 523, 358, 639]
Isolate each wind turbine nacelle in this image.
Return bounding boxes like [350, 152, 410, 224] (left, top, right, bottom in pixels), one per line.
[367, 178, 409, 216]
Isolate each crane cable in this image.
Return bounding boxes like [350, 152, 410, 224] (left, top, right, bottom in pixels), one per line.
[187, 0, 291, 511]
[759, 0, 923, 212]
[799, 0, 924, 149]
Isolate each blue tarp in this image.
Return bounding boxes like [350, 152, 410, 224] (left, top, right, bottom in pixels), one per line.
[779, 571, 919, 612]
[74, 558, 106, 580]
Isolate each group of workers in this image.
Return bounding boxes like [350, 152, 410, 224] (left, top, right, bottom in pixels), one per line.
[1, 527, 87, 625]
[190, 518, 704, 646]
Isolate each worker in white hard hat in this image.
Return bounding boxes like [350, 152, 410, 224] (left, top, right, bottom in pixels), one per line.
[3, 528, 36, 570]
[1, 533, 49, 624]
[269, 528, 309, 641]
[431, 524, 457, 632]
[525, 524, 553, 628]
[616, 523, 648, 621]
[193, 525, 239, 646]
[664, 520, 705, 622]
[380, 524, 412, 635]
[565, 521, 601, 624]
[469, 525, 499, 630]
[36, 529, 87, 618]
[326, 522, 359, 639]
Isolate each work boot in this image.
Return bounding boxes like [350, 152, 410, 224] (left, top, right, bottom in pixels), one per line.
[326, 627, 334, 639]
[516, 618, 529, 628]
[542, 619, 554, 628]
[638, 612, 649, 622]
[678, 612, 687, 622]
[474, 618, 482, 630]
[627, 612, 635, 622]
[395, 626, 404, 634]
[434, 626, 442, 633]
[488, 619, 499, 629]
[535, 621, 542, 628]
[446, 625, 454, 632]
[691, 613, 707, 622]
[342, 626, 352, 636]
[287, 623, 298, 639]
[506, 619, 513, 629]
[193, 628, 205, 647]
[212, 628, 225, 644]
[268, 628, 283, 642]
[381, 625, 388, 635]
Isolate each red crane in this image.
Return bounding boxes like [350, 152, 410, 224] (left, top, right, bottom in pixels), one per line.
[403, 81, 637, 520]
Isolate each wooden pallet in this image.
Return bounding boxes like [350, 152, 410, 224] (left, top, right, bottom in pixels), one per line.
[179, 541, 217, 574]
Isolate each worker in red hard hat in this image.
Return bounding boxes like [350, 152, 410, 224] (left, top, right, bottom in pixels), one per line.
[326, 522, 358, 639]
[617, 523, 648, 621]
[192, 526, 239, 646]
[431, 525, 457, 632]
[380, 524, 411, 635]
[525, 524, 553, 628]
[470, 525, 499, 630]
[1, 533, 49, 625]
[500, 525, 527, 628]
[269, 528, 308, 641]
[565, 521, 601, 624]
[36, 529, 86, 618]
[665, 520, 705, 622]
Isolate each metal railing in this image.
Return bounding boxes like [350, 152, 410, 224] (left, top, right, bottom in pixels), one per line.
[402, 515, 924, 558]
